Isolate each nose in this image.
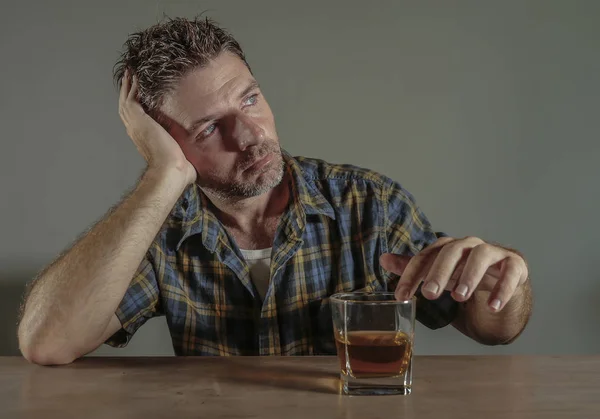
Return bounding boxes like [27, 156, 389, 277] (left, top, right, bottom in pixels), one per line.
[230, 113, 265, 151]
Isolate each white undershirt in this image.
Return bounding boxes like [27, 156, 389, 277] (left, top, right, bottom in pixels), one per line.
[239, 248, 272, 300]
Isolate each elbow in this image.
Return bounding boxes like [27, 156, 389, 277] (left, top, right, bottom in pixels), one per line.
[20, 342, 78, 366]
[18, 329, 79, 366]
[475, 336, 513, 346]
[471, 329, 525, 346]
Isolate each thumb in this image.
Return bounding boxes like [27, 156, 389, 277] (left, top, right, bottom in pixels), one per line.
[379, 253, 411, 275]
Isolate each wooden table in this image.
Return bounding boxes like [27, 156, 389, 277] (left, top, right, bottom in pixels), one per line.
[1, 356, 599, 418]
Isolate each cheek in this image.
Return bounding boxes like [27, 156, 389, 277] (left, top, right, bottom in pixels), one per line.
[176, 141, 203, 166]
[259, 105, 277, 137]
[248, 100, 277, 139]
[173, 133, 237, 179]
[187, 149, 235, 179]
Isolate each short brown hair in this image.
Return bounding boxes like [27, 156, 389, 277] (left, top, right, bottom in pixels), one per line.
[113, 16, 250, 115]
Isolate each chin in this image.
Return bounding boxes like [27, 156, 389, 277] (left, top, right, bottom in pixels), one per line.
[201, 165, 284, 200]
[241, 160, 285, 197]
[251, 166, 285, 194]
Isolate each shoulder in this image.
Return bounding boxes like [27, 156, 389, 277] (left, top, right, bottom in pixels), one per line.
[149, 185, 200, 253]
[294, 155, 391, 187]
[292, 155, 413, 202]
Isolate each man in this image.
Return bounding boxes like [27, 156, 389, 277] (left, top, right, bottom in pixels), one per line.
[18, 17, 532, 365]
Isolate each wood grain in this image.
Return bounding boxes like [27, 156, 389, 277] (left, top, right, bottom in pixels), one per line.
[1, 356, 599, 419]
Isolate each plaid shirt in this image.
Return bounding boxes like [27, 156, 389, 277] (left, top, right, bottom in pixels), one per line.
[106, 152, 458, 355]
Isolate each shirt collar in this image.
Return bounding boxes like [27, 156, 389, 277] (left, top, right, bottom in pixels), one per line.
[174, 150, 335, 251]
[282, 151, 336, 220]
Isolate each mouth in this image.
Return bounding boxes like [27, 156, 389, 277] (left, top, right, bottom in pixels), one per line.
[244, 152, 274, 173]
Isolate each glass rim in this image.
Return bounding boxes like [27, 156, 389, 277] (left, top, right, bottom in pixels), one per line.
[330, 291, 415, 305]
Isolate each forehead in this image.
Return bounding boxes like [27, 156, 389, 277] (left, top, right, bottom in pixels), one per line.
[162, 52, 255, 122]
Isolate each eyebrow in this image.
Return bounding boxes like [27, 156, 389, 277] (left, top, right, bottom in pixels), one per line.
[188, 80, 261, 133]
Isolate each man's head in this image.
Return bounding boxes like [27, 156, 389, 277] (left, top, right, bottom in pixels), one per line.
[114, 17, 284, 200]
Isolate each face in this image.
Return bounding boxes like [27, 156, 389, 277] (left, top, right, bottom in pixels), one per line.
[160, 52, 284, 200]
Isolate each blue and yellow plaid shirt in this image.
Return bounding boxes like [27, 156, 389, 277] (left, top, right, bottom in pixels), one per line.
[106, 152, 458, 355]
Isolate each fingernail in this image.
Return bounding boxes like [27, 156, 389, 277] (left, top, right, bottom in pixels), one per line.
[423, 282, 439, 295]
[490, 299, 502, 311]
[395, 288, 409, 301]
[455, 284, 468, 297]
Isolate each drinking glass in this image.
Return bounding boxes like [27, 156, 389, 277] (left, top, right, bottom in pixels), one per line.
[330, 292, 415, 396]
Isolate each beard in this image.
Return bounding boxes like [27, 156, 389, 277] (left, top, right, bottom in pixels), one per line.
[197, 141, 285, 201]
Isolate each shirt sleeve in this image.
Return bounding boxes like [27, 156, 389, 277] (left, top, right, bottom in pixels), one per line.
[383, 179, 458, 330]
[104, 251, 163, 348]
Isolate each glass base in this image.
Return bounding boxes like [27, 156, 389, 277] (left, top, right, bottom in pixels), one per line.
[341, 375, 411, 396]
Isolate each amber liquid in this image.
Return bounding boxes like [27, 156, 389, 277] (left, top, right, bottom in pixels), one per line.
[335, 331, 412, 379]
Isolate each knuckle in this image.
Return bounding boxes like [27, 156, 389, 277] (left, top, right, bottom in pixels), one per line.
[473, 243, 493, 257]
[410, 253, 430, 271]
[513, 254, 527, 269]
[458, 272, 478, 287]
[498, 281, 516, 297]
[436, 245, 454, 259]
[463, 236, 484, 245]
[428, 267, 444, 279]
[440, 241, 463, 256]
[506, 258, 523, 277]
[426, 267, 448, 283]
[437, 236, 455, 245]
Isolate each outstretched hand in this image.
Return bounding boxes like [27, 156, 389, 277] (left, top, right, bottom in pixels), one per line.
[380, 237, 528, 312]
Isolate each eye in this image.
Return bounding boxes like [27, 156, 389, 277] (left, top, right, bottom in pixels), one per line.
[200, 123, 216, 138]
[243, 94, 259, 106]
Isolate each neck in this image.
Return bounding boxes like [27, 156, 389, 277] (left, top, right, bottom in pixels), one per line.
[203, 173, 291, 234]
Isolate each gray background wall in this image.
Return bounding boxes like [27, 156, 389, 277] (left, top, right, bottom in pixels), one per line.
[1, 0, 598, 357]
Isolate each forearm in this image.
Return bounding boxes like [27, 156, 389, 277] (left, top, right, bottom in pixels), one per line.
[18, 168, 188, 362]
[453, 280, 533, 345]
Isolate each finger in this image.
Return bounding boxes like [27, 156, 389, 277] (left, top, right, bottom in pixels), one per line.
[488, 256, 523, 312]
[119, 68, 130, 107]
[443, 259, 499, 292]
[387, 237, 454, 299]
[394, 251, 437, 300]
[379, 253, 410, 276]
[419, 236, 455, 256]
[444, 256, 467, 291]
[421, 237, 483, 299]
[409, 249, 437, 296]
[397, 237, 455, 299]
[380, 253, 421, 300]
[379, 238, 452, 277]
[518, 255, 529, 287]
[452, 243, 505, 302]
[128, 73, 139, 103]
[380, 252, 437, 300]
